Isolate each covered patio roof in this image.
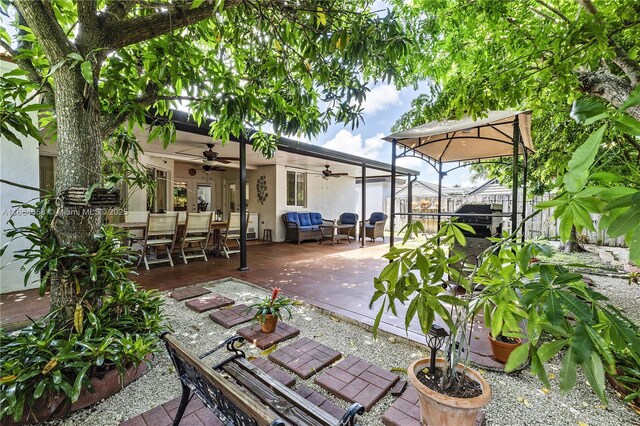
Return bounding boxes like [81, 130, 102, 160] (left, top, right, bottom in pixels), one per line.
[143, 110, 420, 178]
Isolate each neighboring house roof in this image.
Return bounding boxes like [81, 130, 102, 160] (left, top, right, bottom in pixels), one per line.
[467, 178, 512, 196]
[396, 180, 458, 197]
[148, 109, 420, 177]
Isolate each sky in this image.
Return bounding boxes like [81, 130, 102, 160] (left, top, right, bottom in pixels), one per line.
[314, 82, 477, 188]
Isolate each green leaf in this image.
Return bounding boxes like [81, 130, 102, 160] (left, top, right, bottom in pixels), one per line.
[545, 291, 563, 325]
[620, 84, 640, 110]
[614, 115, 640, 136]
[537, 339, 568, 363]
[191, 0, 206, 8]
[581, 353, 606, 403]
[563, 125, 606, 193]
[33, 380, 47, 400]
[607, 204, 640, 238]
[629, 226, 640, 266]
[556, 290, 593, 324]
[570, 99, 608, 124]
[559, 347, 577, 393]
[505, 342, 530, 372]
[80, 61, 93, 84]
[67, 52, 83, 62]
[71, 365, 90, 402]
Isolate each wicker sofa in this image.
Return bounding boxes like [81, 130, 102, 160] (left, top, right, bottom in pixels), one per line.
[282, 212, 332, 243]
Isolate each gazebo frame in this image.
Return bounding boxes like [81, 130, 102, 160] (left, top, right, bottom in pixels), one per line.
[384, 111, 534, 246]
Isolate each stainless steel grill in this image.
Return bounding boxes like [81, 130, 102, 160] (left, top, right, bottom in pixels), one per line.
[454, 203, 503, 265]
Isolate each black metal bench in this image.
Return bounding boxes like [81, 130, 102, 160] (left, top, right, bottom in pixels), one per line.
[161, 333, 364, 426]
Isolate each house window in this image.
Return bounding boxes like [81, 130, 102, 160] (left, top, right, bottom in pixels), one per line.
[286, 171, 306, 207]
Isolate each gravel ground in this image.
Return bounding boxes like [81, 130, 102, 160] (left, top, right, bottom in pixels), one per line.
[48, 277, 639, 426]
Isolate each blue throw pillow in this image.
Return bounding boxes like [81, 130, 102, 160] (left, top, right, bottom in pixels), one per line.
[340, 213, 357, 224]
[310, 212, 323, 225]
[369, 212, 386, 225]
[298, 212, 311, 226]
[285, 212, 299, 225]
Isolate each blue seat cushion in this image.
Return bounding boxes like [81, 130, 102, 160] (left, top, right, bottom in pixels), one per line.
[299, 225, 317, 231]
[369, 212, 386, 225]
[340, 213, 358, 225]
[365, 224, 375, 229]
[298, 212, 311, 226]
[309, 212, 323, 226]
[285, 212, 299, 225]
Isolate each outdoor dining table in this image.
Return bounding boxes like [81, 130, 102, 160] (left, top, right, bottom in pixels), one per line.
[114, 220, 228, 255]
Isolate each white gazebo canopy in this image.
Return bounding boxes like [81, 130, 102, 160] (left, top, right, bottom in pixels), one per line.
[383, 110, 533, 163]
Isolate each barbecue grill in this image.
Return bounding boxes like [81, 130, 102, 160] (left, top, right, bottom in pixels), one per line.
[454, 203, 503, 264]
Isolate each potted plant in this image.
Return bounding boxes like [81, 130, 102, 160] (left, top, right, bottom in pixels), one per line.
[371, 219, 640, 425]
[371, 220, 491, 426]
[246, 287, 293, 333]
[472, 241, 552, 364]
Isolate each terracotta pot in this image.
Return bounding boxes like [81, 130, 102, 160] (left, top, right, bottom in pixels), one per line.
[260, 314, 278, 333]
[407, 358, 491, 426]
[488, 333, 522, 364]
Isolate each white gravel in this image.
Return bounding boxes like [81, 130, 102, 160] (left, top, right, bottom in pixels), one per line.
[47, 277, 639, 426]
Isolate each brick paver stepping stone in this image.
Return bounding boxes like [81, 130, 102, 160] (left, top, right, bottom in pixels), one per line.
[295, 384, 346, 420]
[250, 358, 296, 387]
[120, 395, 222, 426]
[268, 337, 342, 379]
[185, 294, 234, 313]
[209, 304, 255, 328]
[237, 322, 300, 350]
[314, 355, 399, 412]
[381, 385, 485, 426]
[170, 286, 211, 301]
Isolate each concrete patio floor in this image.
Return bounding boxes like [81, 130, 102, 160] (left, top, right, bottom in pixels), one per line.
[0, 239, 500, 368]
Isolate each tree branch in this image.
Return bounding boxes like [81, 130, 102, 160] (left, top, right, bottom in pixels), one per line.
[578, 0, 598, 16]
[14, 0, 74, 63]
[77, 0, 98, 29]
[611, 44, 640, 86]
[104, 0, 244, 50]
[577, 67, 640, 120]
[534, 0, 569, 22]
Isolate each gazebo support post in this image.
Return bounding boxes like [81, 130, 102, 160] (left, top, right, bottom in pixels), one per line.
[511, 117, 520, 235]
[407, 174, 413, 226]
[437, 162, 443, 229]
[237, 135, 248, 272]
[390, 139, 397, 248]
[361, 163, 366, 248]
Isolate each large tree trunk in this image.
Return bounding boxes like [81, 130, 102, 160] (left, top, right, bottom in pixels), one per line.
[50, 65, 103, 316]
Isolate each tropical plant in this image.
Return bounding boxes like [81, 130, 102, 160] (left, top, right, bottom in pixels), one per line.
[372, 219, 640, 403]
[0, 280, 164, 422]
[246, 287, 293, 324]
[0, 197, 165, 422]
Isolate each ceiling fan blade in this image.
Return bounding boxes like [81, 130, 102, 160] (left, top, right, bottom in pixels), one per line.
[216, 159, 232, 164]
[217, 157, 240, 161]
[332, 173, 349, 176]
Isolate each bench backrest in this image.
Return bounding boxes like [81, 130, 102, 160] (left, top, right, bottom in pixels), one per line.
[162, 333, 282, 426]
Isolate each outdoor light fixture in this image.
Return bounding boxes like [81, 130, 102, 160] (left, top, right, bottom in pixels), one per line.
[427, 324, 449, 374]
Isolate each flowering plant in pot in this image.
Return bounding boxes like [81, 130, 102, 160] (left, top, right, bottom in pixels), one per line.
[246, 288, 293, 333]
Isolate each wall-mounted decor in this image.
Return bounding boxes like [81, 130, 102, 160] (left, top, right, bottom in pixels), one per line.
[257, 175, 268, 205]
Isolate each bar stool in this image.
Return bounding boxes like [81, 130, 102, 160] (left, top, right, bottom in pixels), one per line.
[263, 229, 272, 242]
